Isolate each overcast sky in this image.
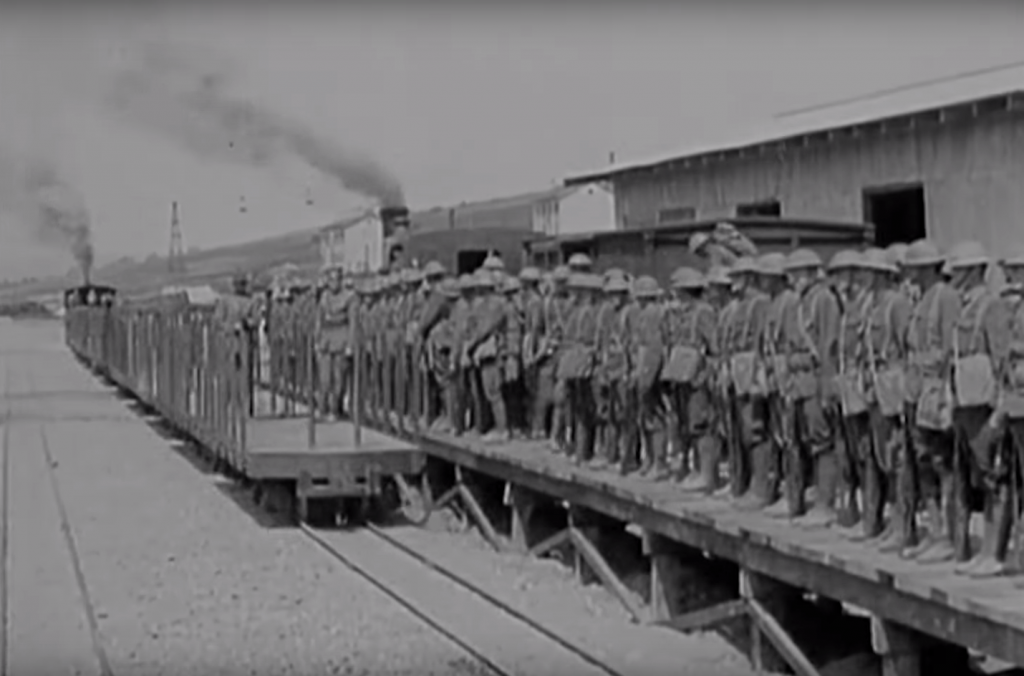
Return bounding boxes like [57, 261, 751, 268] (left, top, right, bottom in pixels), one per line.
[0, 2, 1022, 280]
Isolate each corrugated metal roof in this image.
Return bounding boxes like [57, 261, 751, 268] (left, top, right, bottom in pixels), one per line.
[566, 61, 1024, 184]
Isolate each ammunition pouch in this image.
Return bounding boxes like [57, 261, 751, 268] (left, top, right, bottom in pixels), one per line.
[662, 345, 703, 384]
[730, 351, 765, 397]
[954, 354, 997, 408]
[872, 363, 906, 418]
[835, 369, 868, 417]
[916, 376, 953, 431]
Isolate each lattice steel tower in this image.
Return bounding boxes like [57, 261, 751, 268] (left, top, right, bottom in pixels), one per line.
[168, 201, 186, 274]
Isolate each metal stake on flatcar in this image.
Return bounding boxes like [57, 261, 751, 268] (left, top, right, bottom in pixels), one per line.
[307, 331, 317, 449]
[351, 293, 362, 448]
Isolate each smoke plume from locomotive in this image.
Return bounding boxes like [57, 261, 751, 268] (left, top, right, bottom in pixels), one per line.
[0, 151, 95, 282]
[106, 44, 405, 208]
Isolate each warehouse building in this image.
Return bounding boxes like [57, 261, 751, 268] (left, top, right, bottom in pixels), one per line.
[565, 64, 1024, 251]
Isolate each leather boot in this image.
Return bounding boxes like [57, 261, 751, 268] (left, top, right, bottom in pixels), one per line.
[794, 453, 839, 529]
[737, 442, 774, 511]
[916, 474, 957, 564]
[589, 425, 611, 470]
[645, 430, 672, 481]
[681, 435, 720, 493]
[968, 485, 1012, 578]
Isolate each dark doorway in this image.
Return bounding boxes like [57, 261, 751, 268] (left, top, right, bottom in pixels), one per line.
[862, 184, 926, 247]
[456, 249, 488, 275]
[736, 200, 782, 217]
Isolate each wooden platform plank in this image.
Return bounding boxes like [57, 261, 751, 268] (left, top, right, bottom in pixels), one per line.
[248, 418, 416, 455]
[410, 428, 1024, 654]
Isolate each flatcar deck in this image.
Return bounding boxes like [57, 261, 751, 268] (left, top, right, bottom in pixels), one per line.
[411, 428, 1024, 667]
[246, 418, 421, 480]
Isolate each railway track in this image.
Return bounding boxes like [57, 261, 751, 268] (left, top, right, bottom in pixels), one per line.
[298, 519, 626, 676]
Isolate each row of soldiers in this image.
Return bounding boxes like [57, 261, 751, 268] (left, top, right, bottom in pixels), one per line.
[260, 238, 1024, 581]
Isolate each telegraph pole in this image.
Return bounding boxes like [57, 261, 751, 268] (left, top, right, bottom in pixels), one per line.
[168, 201, 186, 274]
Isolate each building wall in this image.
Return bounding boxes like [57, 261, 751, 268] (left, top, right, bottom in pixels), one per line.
[612, 112, 1024, 251]
[556, 184, 616, 235]
[323, 214, 383, 274]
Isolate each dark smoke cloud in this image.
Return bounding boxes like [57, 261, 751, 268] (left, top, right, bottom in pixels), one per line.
[0, 151, 94, 282]
[105, 43, 405, 208]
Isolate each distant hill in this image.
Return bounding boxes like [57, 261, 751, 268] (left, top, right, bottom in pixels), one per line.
[0, 225, 325, 302]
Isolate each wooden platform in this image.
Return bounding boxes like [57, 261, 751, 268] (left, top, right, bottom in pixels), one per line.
[412, 429, 1024, 667]
[245, 417, 421, 480]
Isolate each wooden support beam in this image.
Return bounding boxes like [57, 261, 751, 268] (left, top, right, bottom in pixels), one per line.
[506, 484, 536, 553]
[741, 570, 808, 675]
[655, 599, 749, 634]
[432, 470, 504, 552]
[748, 599, 821, 676]
[871, 617, 924, 676]
[569, 526, 647, 624]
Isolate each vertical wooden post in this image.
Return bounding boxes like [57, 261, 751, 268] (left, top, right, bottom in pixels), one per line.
[307, 331, 317, 449]
[239, 328, 249, 461]
[351, 296, 362, 448]
[507, 485, 535, 553]
[871, 618, 924, 676]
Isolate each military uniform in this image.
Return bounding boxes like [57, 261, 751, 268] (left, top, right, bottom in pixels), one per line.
[947, 242, 1011, 570]
[520, 269, 546, 436]
[663, 268, 719, 492]
[467, 272, 508, 441]
[631, 276, 668, 478]
[318, 276, 355, 419]
[539, 271, 573, 448]
[450, 276, 474, 434]
[592, 276, 632, 469]
[501, 278, 526, 436]
[780, 250, 841, 525]
[902, 240, 961, 564]
[723, 258, 770, 499]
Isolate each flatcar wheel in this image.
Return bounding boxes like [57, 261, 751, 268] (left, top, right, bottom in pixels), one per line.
[341, 498, 369, 527]
[394, 473, 432, 527]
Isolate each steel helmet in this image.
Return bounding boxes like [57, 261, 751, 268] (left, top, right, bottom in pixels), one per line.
[552, 265, 571, 282]
[423, 260, 446, 278]
[885, 242, 909, 268]
[457, 273, 473, 291]
[688, 232, 710, 253]
[706, 265, 731, 286]
[757, 252, 787, 277]
[946, 240, 990, 270]
[474, 270, 497, 288]
[568, 253, 593, 269]
[407, 268, 426, 284]
[604, 275, 631, 293]
[827, 249, 861, 271]
[519, 266, 541, 282]
[1002, 243, 1024, 268]
[483, 254, 505, 271]
[633, 275, 661, 298]
[439, 278, 461, 298]
[784, 248, 823, 271]
[502, 276, 522, 293]
[672, 267, 706, 289]
[860, 247, 898, 274]
[903, 239, 944, 268]
[730, 256, 759, 276]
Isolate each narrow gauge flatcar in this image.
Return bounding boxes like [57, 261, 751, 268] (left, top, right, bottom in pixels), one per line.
[64, 283, 118, 371]
[525, 216, 875, 282]
[65, 287, 427, 525]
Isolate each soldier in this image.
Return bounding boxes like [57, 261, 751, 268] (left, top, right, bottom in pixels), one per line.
[416, 261, 449, 428]
[663, 267, 719, 491]
[541, 266, 574, 449]
[213, 272, 257, 414]
[858, 247, 916, 552]
[450, 274, 474, 435]
[900, 240, 961, 564]
[465, 270, 508, 443]
[591, 271, 631, 470]
[994, 246, 1024, 579]
[630, 276, 669, 478]
[944, 241, 1011, 573]
[826, 249, 873, 532]
[483, 253, 505, 274]
[568, 253, 593, 274]
[421, 277, 461, 433]
[746, 253, 797, 510]
[501, 275, 526, 437]
[317, 265, 354, 420]
[519, 266, 544, 435]
[723, 257, 770, 500]
[710, 263, 741, 498]
[558, 273, 600, 462]
[780, 249, 841, 527]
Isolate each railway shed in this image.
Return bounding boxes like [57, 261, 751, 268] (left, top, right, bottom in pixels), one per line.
[565, 63, 1024, 253]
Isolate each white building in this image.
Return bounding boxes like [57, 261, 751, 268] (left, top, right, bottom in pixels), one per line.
[530, 183, 616, 237]
[318, 211, 382, 274]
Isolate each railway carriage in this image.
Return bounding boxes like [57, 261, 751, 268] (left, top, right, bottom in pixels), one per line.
[64, 281, 428, 526]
